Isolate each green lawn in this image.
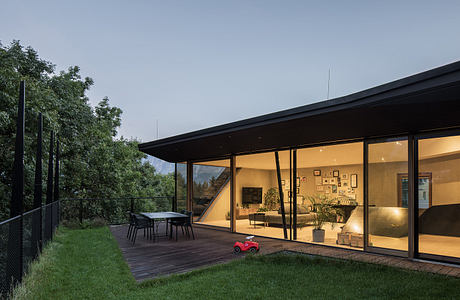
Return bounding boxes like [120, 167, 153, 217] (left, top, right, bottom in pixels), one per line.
[13, 227, 460, 300]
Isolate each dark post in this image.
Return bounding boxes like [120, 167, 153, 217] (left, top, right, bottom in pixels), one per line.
[173, 163, 177, 212]
[54, 138, 60, 230]
[7, 80, 26, 286]
[45, 131, 54, 241]
[32, 113, 43, 255]
[292, 149, 297, 240]
[275, 152, 288, 239]
[230, 156, 236, 232]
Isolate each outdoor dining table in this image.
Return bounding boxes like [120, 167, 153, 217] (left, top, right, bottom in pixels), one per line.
[140, 212, 188, 240]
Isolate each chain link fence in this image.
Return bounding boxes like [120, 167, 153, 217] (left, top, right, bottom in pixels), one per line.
[0, 201, 60, 298]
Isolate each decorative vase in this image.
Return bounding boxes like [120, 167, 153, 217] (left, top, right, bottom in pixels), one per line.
[312, 229, 325, 242]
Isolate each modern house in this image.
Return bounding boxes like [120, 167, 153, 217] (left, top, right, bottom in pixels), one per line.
[139, 61, 460, 265]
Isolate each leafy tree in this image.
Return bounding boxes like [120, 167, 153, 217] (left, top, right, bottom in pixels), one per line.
[0, 41, 174, 222]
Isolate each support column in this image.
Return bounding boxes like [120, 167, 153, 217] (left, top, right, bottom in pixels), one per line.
[275, 152, 288, 239]
[230, 156, 236, 232]
[408, 135, 418, 259]
[186, 161, 193, 212]
[173, 163, 178, 212]
[292, 150, 297, 240]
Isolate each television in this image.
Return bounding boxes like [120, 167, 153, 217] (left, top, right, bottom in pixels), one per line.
[242, 187, 262, 204]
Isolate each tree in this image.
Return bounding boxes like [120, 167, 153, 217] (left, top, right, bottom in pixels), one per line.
[0, 41, 174, 222]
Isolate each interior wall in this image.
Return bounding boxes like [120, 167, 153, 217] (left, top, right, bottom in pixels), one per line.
[420, 153, 460, 206]
[200, 181, 230, 222]
[297, 165, 364, 205]
[236, 168, 277, 209]
[368, 161, 407, 207]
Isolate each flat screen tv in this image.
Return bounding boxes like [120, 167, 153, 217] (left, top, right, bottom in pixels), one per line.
[242, 187, 262, 204]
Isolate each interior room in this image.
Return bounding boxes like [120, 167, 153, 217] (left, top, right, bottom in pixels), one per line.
[189, 135, 460, 258]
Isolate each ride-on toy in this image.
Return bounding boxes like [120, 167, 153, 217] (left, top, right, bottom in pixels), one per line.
[233, 236, 260, 254]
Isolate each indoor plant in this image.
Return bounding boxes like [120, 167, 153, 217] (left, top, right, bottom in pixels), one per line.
[307, 194, 337, 242]
[263, 187, 280, 211]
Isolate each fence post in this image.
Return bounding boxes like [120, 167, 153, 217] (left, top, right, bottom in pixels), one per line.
[54, 139, 60, 230]
[45, 131, 54, 242]
[6, 80, 25, 288]
[32, 113, 43, 255]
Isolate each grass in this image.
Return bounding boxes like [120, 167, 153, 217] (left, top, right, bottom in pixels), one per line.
[13, 227, 460, 300]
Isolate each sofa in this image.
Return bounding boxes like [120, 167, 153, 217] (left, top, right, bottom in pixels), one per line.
[264, 204, 316, 227]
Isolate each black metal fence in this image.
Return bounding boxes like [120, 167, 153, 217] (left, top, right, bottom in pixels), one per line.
[60, 196, 175, 225]
[0, 201, 60, 297]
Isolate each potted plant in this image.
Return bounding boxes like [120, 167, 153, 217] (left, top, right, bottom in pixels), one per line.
[307, 194, 337, 243]
[263, 187, 280, 211]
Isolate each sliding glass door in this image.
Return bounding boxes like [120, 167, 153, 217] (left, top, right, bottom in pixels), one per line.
[192, 159, 231, 228]
[417, 133, 460, 262]
[366, 138, 408, 254]
[235, 150, 292, 240]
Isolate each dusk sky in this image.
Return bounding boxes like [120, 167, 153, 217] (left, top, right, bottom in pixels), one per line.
[2, 1, 460, 143]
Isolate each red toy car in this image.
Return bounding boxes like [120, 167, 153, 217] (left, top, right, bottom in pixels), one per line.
[233, 236, 260, 254]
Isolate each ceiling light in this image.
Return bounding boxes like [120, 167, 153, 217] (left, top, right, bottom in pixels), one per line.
[381, 157, 385, 161]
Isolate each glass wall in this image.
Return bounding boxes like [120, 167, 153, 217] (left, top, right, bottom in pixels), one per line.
[418, 135, 460, 259]
[297, 142, 363, 249]
[235, 150, 291, 239]
[192, 160, 230, 228]
[367, 139, 408, 252]
[176, 163, 187, 212]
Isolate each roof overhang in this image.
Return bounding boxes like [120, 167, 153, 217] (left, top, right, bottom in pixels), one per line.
[139, 61, 460, 163]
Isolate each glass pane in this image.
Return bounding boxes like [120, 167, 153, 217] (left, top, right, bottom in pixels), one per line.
[192, 160, 230, 228]
[176, 163, 187, 212]
[418, 135, 460, 258]
[368, 139, 408, 251]
[235, 150, 291, 239]
[297, 142, 363, 249]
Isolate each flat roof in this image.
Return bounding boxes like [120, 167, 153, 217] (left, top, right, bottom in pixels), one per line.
[139, 61, 460, 163]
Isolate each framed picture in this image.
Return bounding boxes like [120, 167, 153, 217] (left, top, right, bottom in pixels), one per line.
[281, 180, 285, 186]
[342, 180, 348, 187]
[333, 170, 339, 177]
[341, 174, 348, 180]
[322, 178, 329, 185]
[332, 185, 337, 193]
[316, 185, 324, 192]
[296, 187, 300, 194]
[351, 174, 358, 188]
[296, 177, 300, 186]
[329, 178, 337, 185]
[313, 170, 321, 176]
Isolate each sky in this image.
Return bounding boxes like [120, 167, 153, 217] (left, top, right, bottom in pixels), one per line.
[2, 1, 460, 143]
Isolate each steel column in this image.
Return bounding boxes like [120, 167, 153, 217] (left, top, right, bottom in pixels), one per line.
[7, 80, 25, 286]
[54, 138, 60, 228]
[275, 152, 288, 239]
[45, 131, 54, 241]
[292, 150, 297, 240]
[186, 161, 193, 212]
[32, 113, 43, 255]
[408, 135, 418, 259]
[230, 156, 236, 232]
[173, 163, 177, 212]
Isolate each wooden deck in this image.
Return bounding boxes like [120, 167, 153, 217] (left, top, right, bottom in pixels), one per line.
[110, 224, 460, 282]
[109, 224, 285, 281]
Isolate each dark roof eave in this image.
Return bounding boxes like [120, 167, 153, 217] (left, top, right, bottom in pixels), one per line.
[139, 60, 460, 156]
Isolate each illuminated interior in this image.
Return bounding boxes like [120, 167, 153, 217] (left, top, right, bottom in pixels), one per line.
[186, 136, 460, 258]
[418, 135, 460, 258]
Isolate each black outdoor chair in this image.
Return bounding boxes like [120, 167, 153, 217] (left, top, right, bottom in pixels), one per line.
[130, 214, 153, 245]
[170, 210, 195, 241]
[126, 212, 136, 240]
